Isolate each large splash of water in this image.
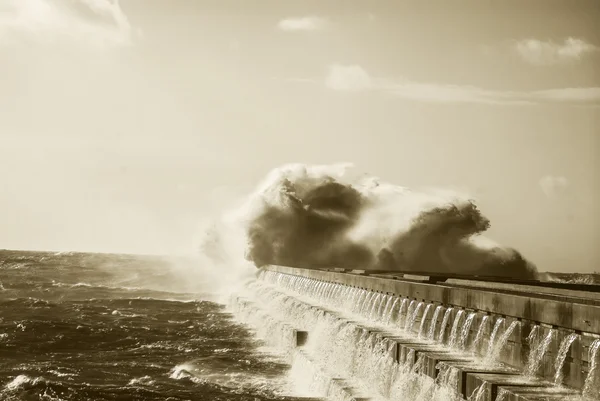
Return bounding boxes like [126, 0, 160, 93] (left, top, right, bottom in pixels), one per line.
[200, 163, 538, 279]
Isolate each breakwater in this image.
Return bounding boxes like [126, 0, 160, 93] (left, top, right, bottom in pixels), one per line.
[230, 265, 600, 401]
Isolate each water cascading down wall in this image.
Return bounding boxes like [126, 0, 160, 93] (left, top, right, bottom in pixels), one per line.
[230, 265, 600, 401]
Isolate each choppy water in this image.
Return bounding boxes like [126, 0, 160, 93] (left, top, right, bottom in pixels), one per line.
[0, 250, 300, 401]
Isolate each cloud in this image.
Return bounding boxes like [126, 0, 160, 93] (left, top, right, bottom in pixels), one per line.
[386, 83, 600, 106]
[277, 16, 327, 32]
[539, 175, 569, 197]
[286, 64, 600, 106]
[384, 82, 534, 105]
[515, 38, 598, 65]
[325, 64, 372, 92]
[0, 0, 136, 47]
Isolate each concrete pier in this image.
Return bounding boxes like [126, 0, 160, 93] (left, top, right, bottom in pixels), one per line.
[254, 265, 600, 400]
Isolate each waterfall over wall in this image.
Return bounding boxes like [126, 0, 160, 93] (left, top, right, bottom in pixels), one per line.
[229, 266, 600, 401]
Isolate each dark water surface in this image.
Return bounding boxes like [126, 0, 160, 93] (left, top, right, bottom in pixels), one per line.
[0, 250, 297, 401]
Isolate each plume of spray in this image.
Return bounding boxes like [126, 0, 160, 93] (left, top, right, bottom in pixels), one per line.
[198, 163, 538, 281]
[194, 209, 259, 301]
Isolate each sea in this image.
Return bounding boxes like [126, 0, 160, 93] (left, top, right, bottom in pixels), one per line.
[1, 249, 598, 401]
[0, 249, 304, 401]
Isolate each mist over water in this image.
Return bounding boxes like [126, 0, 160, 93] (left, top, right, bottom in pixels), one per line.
[204, 163, 538, 279]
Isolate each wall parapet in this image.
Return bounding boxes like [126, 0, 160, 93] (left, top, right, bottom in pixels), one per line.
[264, 265, 600, 334]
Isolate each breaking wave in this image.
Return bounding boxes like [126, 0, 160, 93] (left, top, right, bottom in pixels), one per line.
[199, 163, 538, 279]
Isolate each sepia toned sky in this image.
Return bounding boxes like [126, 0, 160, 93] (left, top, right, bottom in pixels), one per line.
[1, 0, 599, 272]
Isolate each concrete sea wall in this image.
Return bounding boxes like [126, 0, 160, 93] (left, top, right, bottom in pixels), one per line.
[231, 265, 600, 401]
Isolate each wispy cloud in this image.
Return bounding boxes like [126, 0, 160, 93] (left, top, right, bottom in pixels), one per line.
[515, 38, 598, 65]
[316, 64, 600, 106]
[539, 175, 569, 197]
[277, 16, 327, 32]
[386, 83, 600, 106]
[0, 0, 136, 47]
[325, 64, 372, 92]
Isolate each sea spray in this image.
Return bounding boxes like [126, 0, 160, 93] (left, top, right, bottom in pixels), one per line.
[433, 363, 463, 401]
[385, 297, 401, 325]
[525, 326, 554, 377]
[214, 163, 539, 280]
[485, 320, 520, 365]
[406, 301, 424, 333]
[471, 315, 489, 355]
[379, 295, 394, 323]
[439, 307, 454, 344]
[468, 382, 489, 401]
[428, 305, 443, 341]
[360, 292, 375, 317]
[418, 304, 432, 339]
[353, 290, 367, 314]
[449, 309, 465, 348]
[398, 298, 409, 327]
[554, 332, 579, 385]
[382, 296, 397, 324]
[583, 339, 600, 398]
[485, 317, 505, 361]
[404, 300, 417, 331]
[458, 312, 477, 351]
[368, 293, 383, 321]
[248, 274, 421, 399]
[495, 388, 509, 401]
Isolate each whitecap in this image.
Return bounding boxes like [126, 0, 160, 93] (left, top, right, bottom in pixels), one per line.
[127, 375, 155, 386]
[3, 374, 42, 391]
[49, 369, 77, 378]
[168, 363, 203, 384]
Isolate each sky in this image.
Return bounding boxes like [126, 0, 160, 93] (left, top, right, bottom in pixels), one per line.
[0, 0, 599, 272]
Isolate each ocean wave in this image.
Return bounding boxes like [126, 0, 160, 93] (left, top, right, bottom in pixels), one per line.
[48, 369, 78, 379]
[167, 362, 283, 396]
[80, 297, 205, 310]
[1, 374, 84, 400]
[53, 251, 75, 256]
[545, 273, 600, 285]
[207, 372, 282, 395]
[127, 375, 155, 386]
[0, 298, 58, 311]
[51, 281, 145, 291]
[133, 341, 194, 353]
[132, 296, 201, 302]
[1, 374, 53, 396]
[168, 363, 204, 384]
[0, 262, 31, 270]
[202, 163, 538, 279]
[111, 309, 146, 318]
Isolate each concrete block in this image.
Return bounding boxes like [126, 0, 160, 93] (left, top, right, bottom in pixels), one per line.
[420, 352, 473, 379]
[397, 343, 448, 365]
[296, 330, 308, 347]
[496, 385, 579, 401]
[439, 361, 519, 397]
[465, 373, 549, 401]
